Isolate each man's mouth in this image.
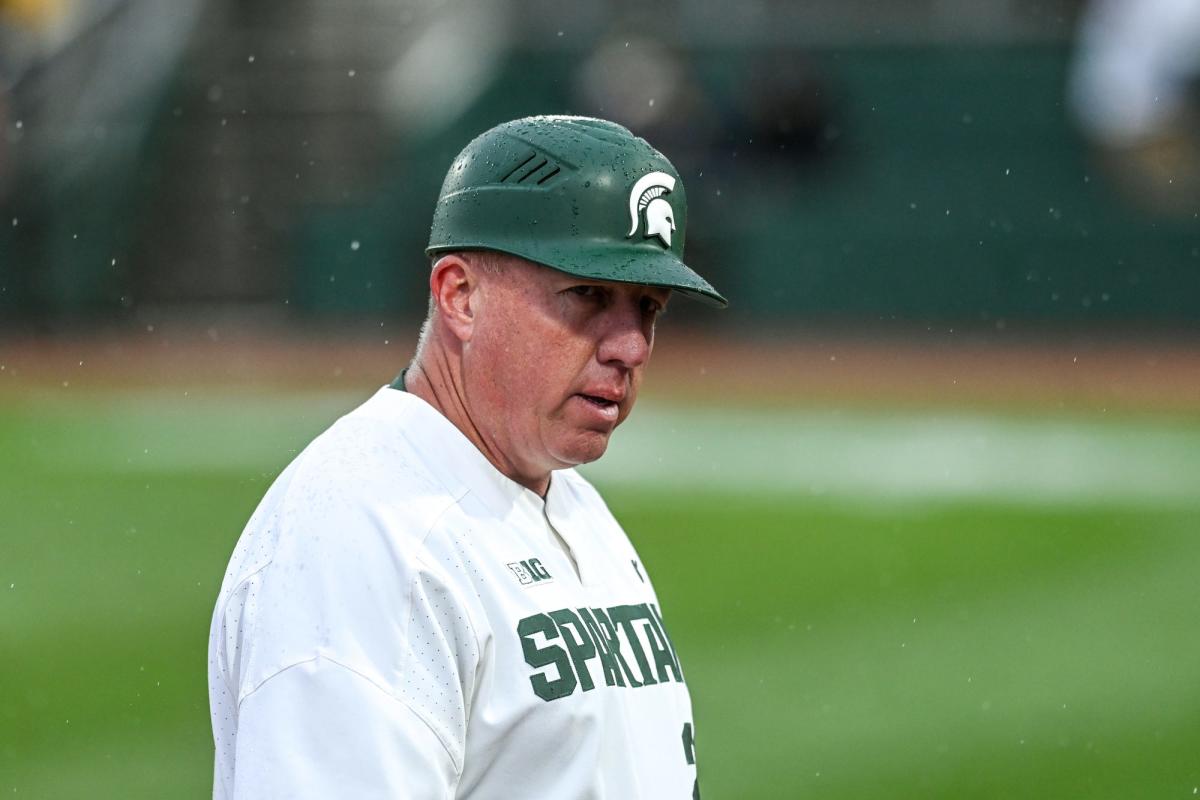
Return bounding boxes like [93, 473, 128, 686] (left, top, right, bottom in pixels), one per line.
[578, 393, 619, 410]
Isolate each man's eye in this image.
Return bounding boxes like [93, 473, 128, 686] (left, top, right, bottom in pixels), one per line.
[569, 286, 602, 298]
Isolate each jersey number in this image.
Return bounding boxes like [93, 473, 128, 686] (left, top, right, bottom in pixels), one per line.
[682, 721, 699, 799]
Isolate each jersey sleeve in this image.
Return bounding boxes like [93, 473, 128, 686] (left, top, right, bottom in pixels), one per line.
[228, 657, 457, 800]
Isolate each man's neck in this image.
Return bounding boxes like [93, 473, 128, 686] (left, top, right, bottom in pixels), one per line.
[404, 356, 551, 497]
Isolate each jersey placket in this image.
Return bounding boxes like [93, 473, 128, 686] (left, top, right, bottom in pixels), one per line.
[512, 489, 586, 587]
[543, 489, 602, 590]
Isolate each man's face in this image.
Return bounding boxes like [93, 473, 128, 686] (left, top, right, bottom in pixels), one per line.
[462, 256, 670, 486]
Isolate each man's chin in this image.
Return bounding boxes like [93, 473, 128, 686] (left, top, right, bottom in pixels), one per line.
[551, 430, 613, 469]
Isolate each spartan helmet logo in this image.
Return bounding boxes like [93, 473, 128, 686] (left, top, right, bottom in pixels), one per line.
[627, 171, 677, 248]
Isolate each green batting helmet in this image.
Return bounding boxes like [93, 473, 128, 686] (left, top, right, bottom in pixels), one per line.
[426, 115, 727, 306]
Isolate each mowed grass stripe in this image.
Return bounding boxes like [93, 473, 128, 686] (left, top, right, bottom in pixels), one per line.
[3, 389, 369, 474]
[6, 390, 1199, 505]
[587, 404, 1200, 506]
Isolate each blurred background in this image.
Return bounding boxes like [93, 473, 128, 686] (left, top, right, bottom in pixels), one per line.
[2, 0, 1198, 797]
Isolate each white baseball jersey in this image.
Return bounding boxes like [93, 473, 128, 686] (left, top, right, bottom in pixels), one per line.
[208, 386, 699, 799]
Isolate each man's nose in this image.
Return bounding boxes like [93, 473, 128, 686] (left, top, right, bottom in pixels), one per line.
[597, 305, 652, 369]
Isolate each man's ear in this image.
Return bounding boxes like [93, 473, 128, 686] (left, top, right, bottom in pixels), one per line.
[429, 254, 478, 343]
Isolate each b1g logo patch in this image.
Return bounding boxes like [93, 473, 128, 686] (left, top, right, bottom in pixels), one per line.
[627, 171, 676, 248]
[507, 558, 553, 586]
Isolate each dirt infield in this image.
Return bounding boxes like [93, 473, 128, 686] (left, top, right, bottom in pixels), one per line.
[2, 324, 1198, 415]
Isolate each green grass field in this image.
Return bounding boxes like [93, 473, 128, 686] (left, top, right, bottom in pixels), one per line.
[3, 388, 1198, 798]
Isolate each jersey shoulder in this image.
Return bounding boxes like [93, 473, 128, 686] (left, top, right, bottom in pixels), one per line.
[291, 395, 464, 532]
[218, 393, 462, 584]
[211, 391, 478, 699]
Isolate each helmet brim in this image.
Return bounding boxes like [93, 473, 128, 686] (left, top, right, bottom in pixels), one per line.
[428, 241, 728, 307]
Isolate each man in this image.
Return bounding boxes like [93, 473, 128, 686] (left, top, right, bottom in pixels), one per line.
[208, 115, 726, 799]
